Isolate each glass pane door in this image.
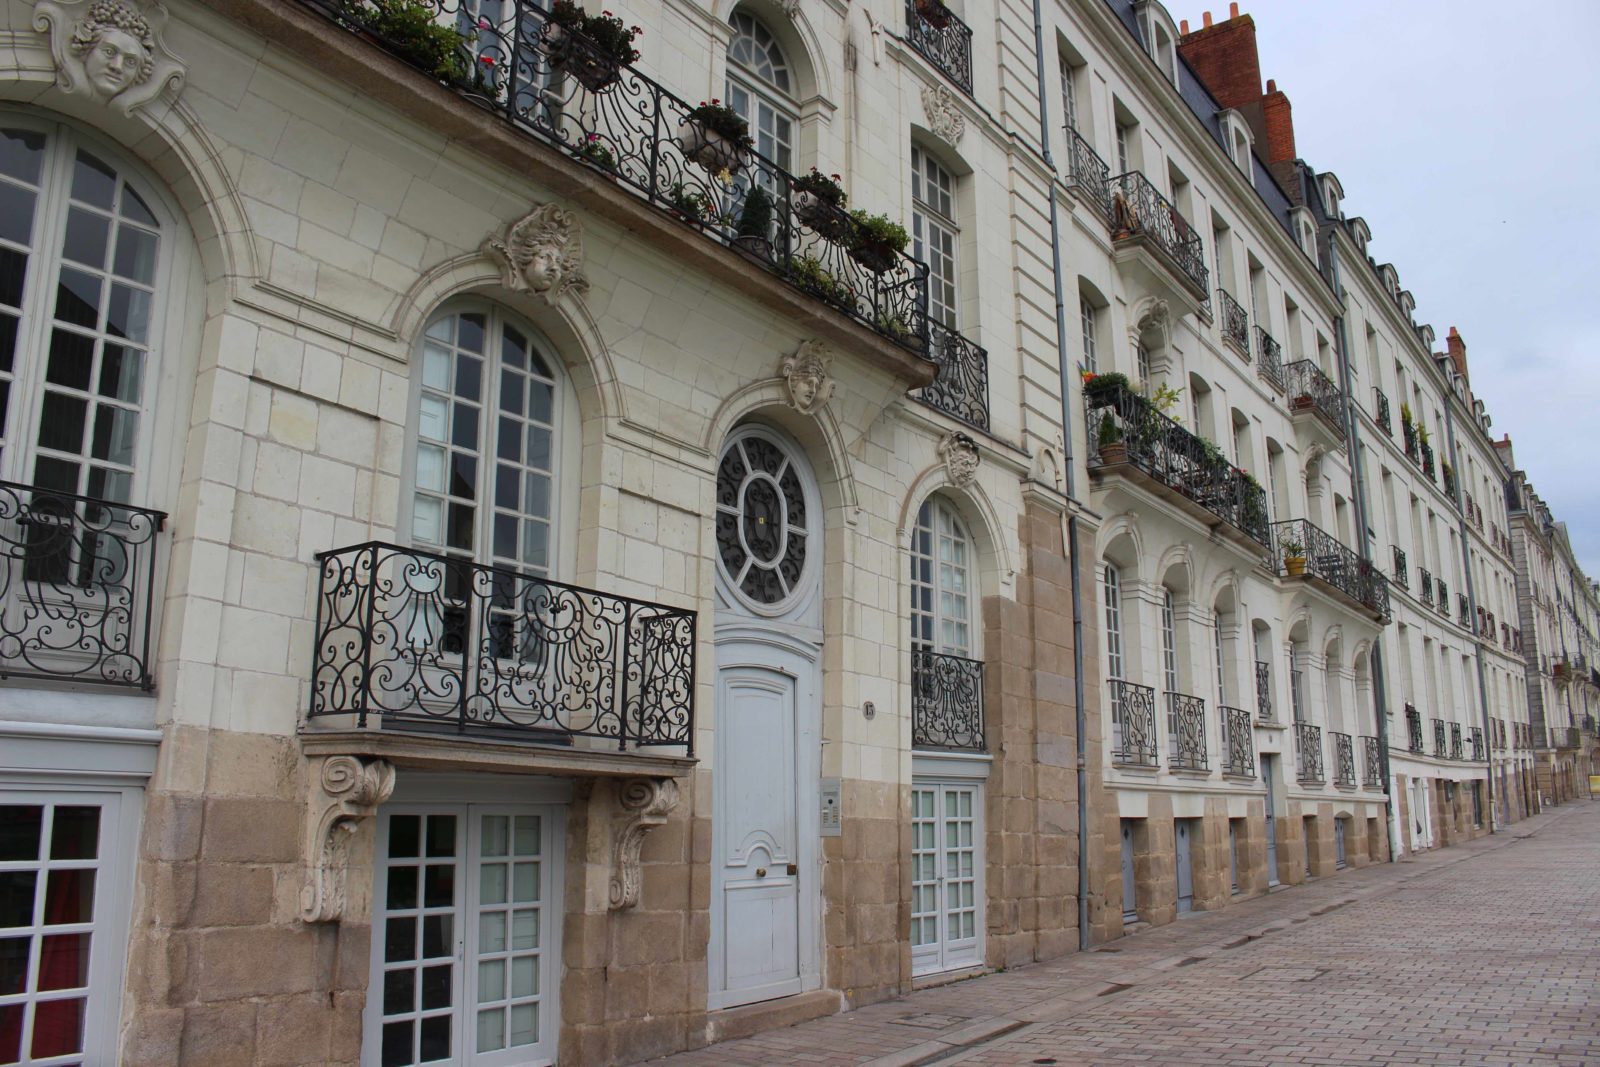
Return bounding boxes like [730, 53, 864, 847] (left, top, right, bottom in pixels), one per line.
[909, 782, 982, 976]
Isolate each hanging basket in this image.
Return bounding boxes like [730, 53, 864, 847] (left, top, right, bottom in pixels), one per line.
[849, 239, 899, 274]
[794, 191, 851, 241]
[544, 24, 624, 92]
[675, 119, 749, 173]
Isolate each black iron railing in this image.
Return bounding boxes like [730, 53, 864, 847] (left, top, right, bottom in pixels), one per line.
[914, 321, 990, 430]
[1419, 567, 1433, 606]
[912, 648, 985, 752]
[1283, 360, 1348, 442]
[1469, 725, 1484, 762]
[1403, 420, 1419, 462]
[1221, 705, 1254, 776]
[1374, 388, 1391, 435]
[1391, 545, 1409, 589]
[1167, 691, 1208, 771]
[1450, 722, 1463, 761]
[1217, 289, 1249, 356]
[1362, 735, 1382, 789]
[1110, 678, 1158, 767]
[309, 542, 696, 750]
[1255, 326, 1284, 392]
[1065, 127, 1113, 221]
[0, 481, 166, 690]
[1419, 439, 1435, 481]
[1332, 731, 1356, 786]
[1272, 519, 1390, 617]
[302, 0, 931, 354]
[1442, 462, 1456, 497]
[1553, 725, 1581, 749]
[1435, 578, 1449, 615]
[1457, 594, 1470, 628]
[1406, 704, 1423, 753]
[905, 0, 974, 95]
[1295, 721, 1324, 783]
[1107, 171, 1210, 297]
[1086, 381, 1269, 547]
[1255, 660, 1272, 722]
[1432, 718, 1447, 758]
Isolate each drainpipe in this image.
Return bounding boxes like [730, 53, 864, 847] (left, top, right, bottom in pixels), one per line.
[1030, 0, 1091, 951]
[1442, 396, 1497, 833]
[1325, 237, 1397, 861]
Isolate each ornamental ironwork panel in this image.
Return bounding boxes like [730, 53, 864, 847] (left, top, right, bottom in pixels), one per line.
[1110, 678, 1158, 767]
[1217, 289, 1250, 356]
[1419, 568, 1433, 606]
[1406, 705, 1424, 753]
[913, 321, 990, 431]
[1374, 389, 1392, 435]
[905, 0, 974, 95]
[309, 542, 696, 751]
[1450, 723, 1463, 761]
[0, 481, 166, 690]
[1272, 519, 1390, 617]
[1403, 420, 1420, 462]
[1469, 725, 1484, 762]
[1065, 127, 1113, 222]
[1221, 705, 1255, 776]
[1255, 327, 1285, 392]
[1282, 360, 1348, 442]
[1392, 545, 1409, 589]
[1362, 735, 1383, 788]
[1433, 718, 1448, 758]
[1106, 171, 1210, 296]
[1332, 732, 1356, 786]
[1167, 691, 1209, 771]
[912, 648, 985, 752]
[299, 0, 931, 354]
[1086, 381, 1269, 547]
[1420, 439, 1435, 481]
[1294, 722, 1324, 783]
[1435, 578, 1449, 615]
[1255, 660, 1273, 722]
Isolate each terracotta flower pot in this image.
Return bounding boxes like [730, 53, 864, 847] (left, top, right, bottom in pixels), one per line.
[794, 190, 851, 240]
[1285, 556, 1307, 577]
[1097, 442, 1128, 466]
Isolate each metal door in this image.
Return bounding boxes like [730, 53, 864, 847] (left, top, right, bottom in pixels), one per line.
[1119, 820, 1138, 922]
[1334, 816, 1347, 869]
[1174, 819, 1194, 914]
[1261, 754, 1279, 886]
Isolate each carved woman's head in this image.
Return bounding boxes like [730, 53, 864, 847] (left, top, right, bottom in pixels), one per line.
[68, 1, 155, 99]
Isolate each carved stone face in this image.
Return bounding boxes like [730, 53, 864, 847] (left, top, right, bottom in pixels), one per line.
[791, 370, 821, 410]
[82, 26, 146, 97]
[524, 245, 562, 293]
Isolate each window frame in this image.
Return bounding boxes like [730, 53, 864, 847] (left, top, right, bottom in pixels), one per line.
[910, 495, 977, 660]
[725, 11, 798, 174]
[910, 145, 960, 330]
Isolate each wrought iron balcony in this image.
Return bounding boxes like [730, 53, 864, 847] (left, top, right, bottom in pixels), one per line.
[309, 542, 696, 751]
[1450, 722, 1463, 761]
[1272, 519, 1390, 618]
[302, 0, 930, 355]
[913, 321, 990, 431]
[1361, 735, 1383, 789]
[1432, 718, 1448, 759]
[1065, 127, 1113, 222]
[1435, 578, 1449, 615]
[905, 0, 974, 95]
[1086, 380, 1269, 547]
[912, 648, 985, 752]
[1419, 439, 1435, 481]
[1255, 660, 1273, 722]
[1332, 731, 1356, 786]
[1294, 722, 1324, 783]
[1166, 692, 1209, 771]
[1469, 725, 1485, 762]
[0, 481, 165, 691]
[1402, 420, 1420, 462]
[1221, 705, 1255, 776]
[1553, 725, 1580, 750]
[1391, 545, 1409, 590]
[1255, 326, 1285, 392]
[1406, 705, 1424, 753]
[1442, 462, 1456, 498]
[1282, 360, 1348, 443]
[1110, 678, 1158, 767]
[1216, 289, 1250, 357]
[1373, 388, 1392, 435]
[1107, 171, 1210, 300]
[1419, 568, 1433, 606]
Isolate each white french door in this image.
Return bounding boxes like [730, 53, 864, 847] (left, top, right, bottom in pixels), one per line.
[910, 781, 982, 976]
[366, 804, 561, 1067]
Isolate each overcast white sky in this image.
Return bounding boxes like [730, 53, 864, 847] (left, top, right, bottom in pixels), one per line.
[1198, 0, 1600, 578]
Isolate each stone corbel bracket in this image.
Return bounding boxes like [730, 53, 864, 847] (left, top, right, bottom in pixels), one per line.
[608, 777, 681, 910]
[300, 755, 397, 923]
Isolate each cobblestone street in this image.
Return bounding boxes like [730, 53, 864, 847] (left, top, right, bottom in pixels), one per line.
[652, 803, 1600, 1066]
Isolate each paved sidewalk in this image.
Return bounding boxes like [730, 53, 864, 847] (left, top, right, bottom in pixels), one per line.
[651, 803, 1600, 1066]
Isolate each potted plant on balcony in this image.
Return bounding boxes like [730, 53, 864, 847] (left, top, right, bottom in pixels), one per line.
[1081, 370, 1129, 405]
[1290, 391, 1316, 413]
[1282, 534, 1307, 577]
[345, 0, 479, 89]
[544, 1, 641, 92]
[732, 184, 774, 261]
[783, 255, 855, 308]
[1096, 410, 1126, 465]
[677, 100, 753, 173]
[572, 132, 619, 177]
[792, 168, 850, 239]
[915, 0, 954, 30]
[847, 211, 909, 273]
[667, 181, 724, 228]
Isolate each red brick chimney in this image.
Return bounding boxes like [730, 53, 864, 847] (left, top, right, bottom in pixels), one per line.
[1179, 7, 1300, 192]
[1446, 326, 1469, 384]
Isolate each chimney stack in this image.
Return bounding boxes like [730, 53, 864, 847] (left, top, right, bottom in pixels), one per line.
[1446, 325, 1469, 384]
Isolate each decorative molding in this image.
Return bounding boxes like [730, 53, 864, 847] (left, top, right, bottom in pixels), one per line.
[482, 202, 590, 305]
[921, 83, 965, 146]
[608, 777, 680, 910]
[781, 339, 835, 415]
[300, 755, 397, 923]
[939, 430, 980, 488]
[33, 0, 186, 116]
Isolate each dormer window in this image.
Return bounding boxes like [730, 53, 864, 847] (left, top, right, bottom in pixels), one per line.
[1348, 217, 1371, 257]
[1379, 263, 1399, 298]
[1398, 290, 1416, 320]
[1219, 109, 1252, 176]
[1319, 173, 1344, 220]
[1290, 207, 1317, 259]
[1135, 1, 1180, 87]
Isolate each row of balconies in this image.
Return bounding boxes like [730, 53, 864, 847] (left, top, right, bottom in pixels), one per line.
[1109, 680, 1259, 779]
[1402, 705, 1487, 762]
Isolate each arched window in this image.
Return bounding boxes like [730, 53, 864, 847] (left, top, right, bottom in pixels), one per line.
[409, 305, 560, 577]
[910, 496, 973, 658]
[1102, 562, 1124, 680]
[911, 146, 959, 329]
[0, 124, 166, 503]
[1160, 588, 1178, 695]
[726, 12, 795, 171]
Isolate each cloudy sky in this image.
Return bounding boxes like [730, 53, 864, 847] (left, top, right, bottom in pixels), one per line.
[1206, 0, 1600, 577]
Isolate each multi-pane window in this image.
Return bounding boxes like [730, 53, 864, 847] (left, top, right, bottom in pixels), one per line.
[1160, 589, 1178, 694]
[1214, 618, 1227, 706]
[1135, 343, 1150, 384]
[910, 783, 979, 974]
[726, 13, 794, 172]
[910, 497, 972, 658]
[911, 146, 958, 328]
[1059, 53, 1078, 130]
[1115, 123, 1131, 174]
[1079, 295, 1097, 373]
[0, 124, 163, 501]
[1102, 563, 1124, 680]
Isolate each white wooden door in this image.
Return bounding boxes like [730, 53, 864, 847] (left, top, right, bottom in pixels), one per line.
[910, 781, 982, 975]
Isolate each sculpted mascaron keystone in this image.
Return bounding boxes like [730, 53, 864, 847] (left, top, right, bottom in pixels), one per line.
[35, 0, 187, 115]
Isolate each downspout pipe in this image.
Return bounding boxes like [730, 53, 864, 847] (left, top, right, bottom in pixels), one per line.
[1030, 0, 1091, 951]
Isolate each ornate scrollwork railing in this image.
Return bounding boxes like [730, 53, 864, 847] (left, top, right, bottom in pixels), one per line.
[1272, 519, 1390, 617]
[1373, 388, 1391, 435]
[1065, 126, 1113, 222]
[914, 321, 990, 431]
[1110, 678, 1158, 767]
[1086, 381, 1270, 547]
[301, 0, 930, 354]
[1283, 360, 1348, 442]
[904, 0, 974, 94]
[309, 542, 696, 750]
[1107, 171, 1210, 298]
[912, 648, 985, 752]
[1362, 735, 1382, 789]
[1166, 691, 1208, 771]
[1406, 705, 1423, 753]
[1255, 326, 1284, 392]
[1432, 718, 1448, 758]
[1294, 721, 1324, 783]
[1419, 567, 1433, 606]
[1391, 545, 1409, 589]
[0, 481, 165, 690]
[1221, 705, 1254, 776]
[1255, 660, 1273, 723]
[1217, 288, 1249, 356]
[1469, 725, 1484, 762]
[1450, 722, 1464, 761]
[1332, 731, 1356, 786]
[1419, 439, 1435, 481]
